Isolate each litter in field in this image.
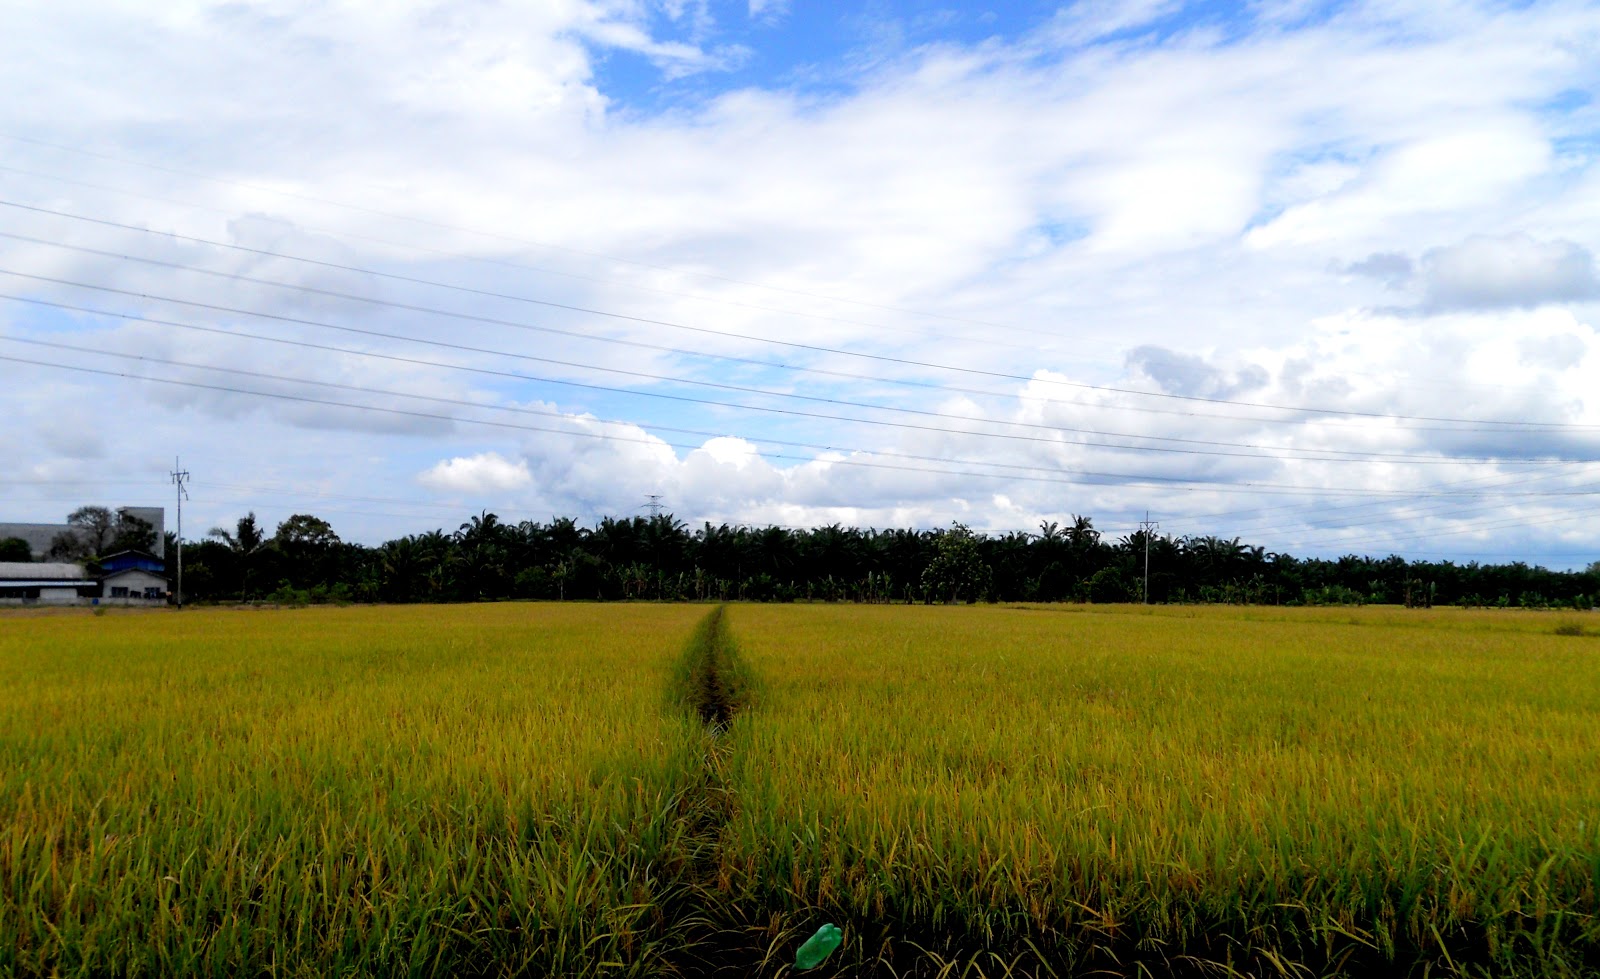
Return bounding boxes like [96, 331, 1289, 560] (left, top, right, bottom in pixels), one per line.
[794, 923, 843, 970]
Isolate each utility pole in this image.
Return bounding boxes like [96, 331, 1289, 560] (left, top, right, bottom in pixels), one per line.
[643, 494, 664, 518]
[1139, 511, 1159, 605]
[170, 457, 189, 608]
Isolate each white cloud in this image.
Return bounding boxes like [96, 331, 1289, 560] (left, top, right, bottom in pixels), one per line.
[1045, 0, 1185, 46]
[2, 0, 1599, 564]
[1341, 251, 1414, 288]
[747, 0, 790, 25]
[1422, 235, 1599, 310]
[1247, 123, 1556, 248]
[418, 452, 534, 493]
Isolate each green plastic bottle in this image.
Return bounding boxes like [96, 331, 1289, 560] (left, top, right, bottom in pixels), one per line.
[794, 923, 843, 970]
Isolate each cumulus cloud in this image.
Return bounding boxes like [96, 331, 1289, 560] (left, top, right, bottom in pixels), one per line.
[1124, 346, 1270, 399]
[1342, 251, 1414, 288]
[418, 453, 534, 493]
[3, 0, 1600, 566]
[1246, 122, 1557, 249]
[1517, 332, 1587, 370]
[1421, 235, 1599, 310]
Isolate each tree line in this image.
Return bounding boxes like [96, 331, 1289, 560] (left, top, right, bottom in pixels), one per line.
[9, 506, 1594, 608]
[160, 510, 1597, 610]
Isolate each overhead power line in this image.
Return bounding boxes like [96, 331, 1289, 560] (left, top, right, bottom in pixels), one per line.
[1286, 500, 1600, 553]
[1177, 459, 1598, 536]
[0, 132, 1061, 340]
[23, 333, 1583, 489]
[0, 475, 546, 519]
[13, 268, 1580, 451]
[0, 227, 1365, 425]
[0, 156, 1573, 405]
[17, 386, 1554, 549]
[4, 228, 1596, 432]
[0, 195, 1065, 357]
[4, 143, 1598, 554]
[1236, 475, 1580, 541]
[12, 349, 1600, 500]
[12, 332, 1317, 478]
[8, 290, 1588, 468]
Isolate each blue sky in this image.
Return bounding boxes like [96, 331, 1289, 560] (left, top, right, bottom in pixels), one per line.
[594, 1, 1322, 115]
[1, 0, 1599, 567]
[596, 2, 1054, 105]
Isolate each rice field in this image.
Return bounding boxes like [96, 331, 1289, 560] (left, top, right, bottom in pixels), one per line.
[3, 602, 1598, 977]
[715, 603, 1600, 976]
[0, 604, 709, 978]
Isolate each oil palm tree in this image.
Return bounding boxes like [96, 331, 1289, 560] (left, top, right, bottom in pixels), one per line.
[208, 512, 268, 599]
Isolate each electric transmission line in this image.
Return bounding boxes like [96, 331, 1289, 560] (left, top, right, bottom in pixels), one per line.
[3, 229, 1595, 432]
[4, 292, 1585, 469]
[12, 349, 1600, 501]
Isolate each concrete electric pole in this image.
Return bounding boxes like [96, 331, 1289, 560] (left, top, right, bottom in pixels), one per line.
[170, 457, 189, 608]
[1140, 511, 1159, 605]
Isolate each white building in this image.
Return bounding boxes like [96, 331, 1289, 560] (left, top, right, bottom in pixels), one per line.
[0, 563, 95, 605]
[97, 551, 170, 604]
[0, 551, 170, 607]
[101, 568, 169, 604]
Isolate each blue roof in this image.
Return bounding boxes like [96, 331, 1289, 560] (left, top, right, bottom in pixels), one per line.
[100, 551, 165, 574]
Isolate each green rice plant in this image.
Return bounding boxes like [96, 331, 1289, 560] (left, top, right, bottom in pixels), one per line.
[714, 604, 1600, 977]
[9, 601, 1598, 977]
[0, 603, 709, 978]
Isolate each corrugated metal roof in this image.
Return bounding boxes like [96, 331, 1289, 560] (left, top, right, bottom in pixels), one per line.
[0, 562, 88, 581]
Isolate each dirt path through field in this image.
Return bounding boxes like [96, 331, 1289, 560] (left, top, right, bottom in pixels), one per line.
[687, 605, 740, 730]
[658, 605, 779, 976]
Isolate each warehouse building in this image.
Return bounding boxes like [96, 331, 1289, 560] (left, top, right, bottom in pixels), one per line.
[0, 563, 98, 605]
[0, 550, 170, 607]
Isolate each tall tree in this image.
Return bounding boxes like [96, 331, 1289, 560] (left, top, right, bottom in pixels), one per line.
[378, 536, 428, 603]
[46, 505, 114, 559]
[209, 513, 270, 599]
[210, 513, 267, 555]
[922, 523, 993, 604]
[275, 514, 340, 550]
[272, 514, 343, 592]
[454, 511, 510, 600]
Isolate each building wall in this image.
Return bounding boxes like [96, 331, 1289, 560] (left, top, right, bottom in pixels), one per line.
[0, 523, 85, 560]
[122, 508, 166, 558]
[0, 561, 92, 605]
[0, 507, 165, 559]
[102, 569, 168, 604]
[0, 586, 93, 606]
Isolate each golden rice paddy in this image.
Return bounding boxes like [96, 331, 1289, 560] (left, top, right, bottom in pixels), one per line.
[2, 602, 1596, 977]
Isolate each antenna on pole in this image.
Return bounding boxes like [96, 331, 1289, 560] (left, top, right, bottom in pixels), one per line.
[642, 494, 665, 518]
[1139, 510, 1159, 605]
[170, 456, 189, 609]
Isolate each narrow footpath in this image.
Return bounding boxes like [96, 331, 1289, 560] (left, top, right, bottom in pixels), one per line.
[684, 605, 741, 731]
[660, 605, 771, 977]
